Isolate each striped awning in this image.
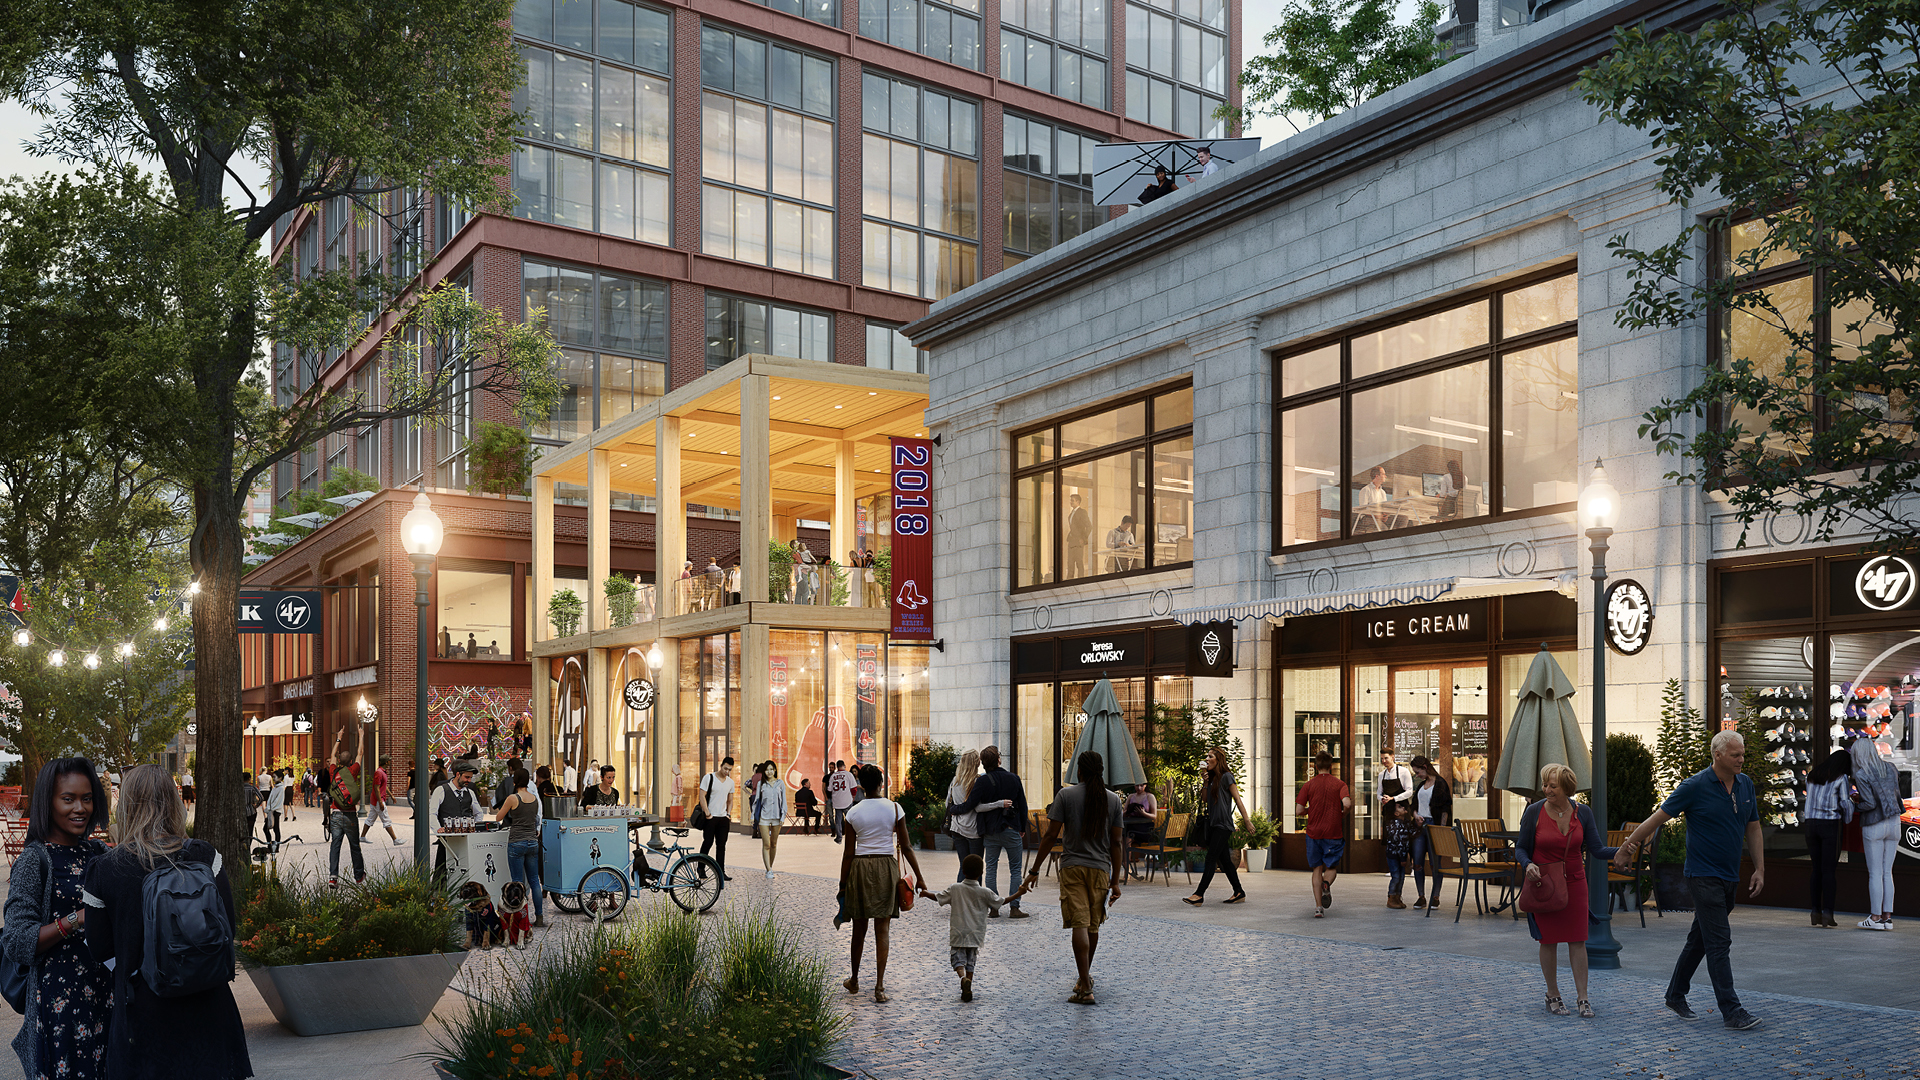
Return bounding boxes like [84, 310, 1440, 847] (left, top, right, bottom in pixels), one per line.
[1173, 576, 1566, 625]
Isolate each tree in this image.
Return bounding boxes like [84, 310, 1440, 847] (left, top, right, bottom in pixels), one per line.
[1653, 678, 1711, 798]
[1604, 731, 1656, 830]
[1, 0, 559, 870]
[1225, 0, 1449, 135]
[1579, 0, 1920, 547]
[253, 467, 380, 550]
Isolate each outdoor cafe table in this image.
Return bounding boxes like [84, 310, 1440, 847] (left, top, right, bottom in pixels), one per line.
[1479, 830, 1524, 916]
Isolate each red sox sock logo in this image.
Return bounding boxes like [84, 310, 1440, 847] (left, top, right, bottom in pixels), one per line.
[895, 579, 928, 610]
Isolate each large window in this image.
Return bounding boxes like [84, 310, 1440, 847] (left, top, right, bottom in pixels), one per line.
[749, 0, 837, 26]
[436, 560, 514, 660]
[1715, 217, 1908, 462]
[523, 261, 669, 444]
[1001, 0, 1108, 108]
[1002, 114, 1102, 266]
[512, 0, 673, 244]
[1277, 269, 1579, 547]
[859, 0, 982, 70]
[700, 28, 835, 278]
[1012, 385, 1193, 589]
[1124, 0, 1226, 137]
[866, 321, 927, 373]
[862, 74, 980, 300]
[705, 293, 833, 370]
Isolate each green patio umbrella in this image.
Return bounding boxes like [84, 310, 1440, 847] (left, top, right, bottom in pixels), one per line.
[1065, 677, 1148, 787]
[1491, 645, 1591, 799]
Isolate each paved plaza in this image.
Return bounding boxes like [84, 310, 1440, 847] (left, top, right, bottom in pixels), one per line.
[3, 816, 1915, 1079]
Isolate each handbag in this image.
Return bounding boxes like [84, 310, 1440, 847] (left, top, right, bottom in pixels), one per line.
[1517, 807, 1571, 915]
[897, 865, 916, 912]
[689, 774, 712, 828]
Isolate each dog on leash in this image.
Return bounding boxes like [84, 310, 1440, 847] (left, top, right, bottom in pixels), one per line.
[459, 881, 504, 950]
[498, 880, 534, 949]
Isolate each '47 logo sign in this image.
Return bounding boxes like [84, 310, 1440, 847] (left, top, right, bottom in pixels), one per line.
[237, 590, 323, 634]
[1855, 556, 1917, 612]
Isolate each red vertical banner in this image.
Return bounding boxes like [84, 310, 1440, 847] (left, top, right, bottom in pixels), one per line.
[889, 437, 934, 638]
[769, 656, 790, 780]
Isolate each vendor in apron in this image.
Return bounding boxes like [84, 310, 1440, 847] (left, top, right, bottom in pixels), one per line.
[1378, 750, 1413, 810]
[429, 759, 482, 882]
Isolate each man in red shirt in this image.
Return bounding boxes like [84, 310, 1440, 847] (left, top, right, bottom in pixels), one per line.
[360, 754, 403, 847]
[1296, 750, 1352, 918]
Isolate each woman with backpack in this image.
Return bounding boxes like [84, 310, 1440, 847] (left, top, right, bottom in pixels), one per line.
[3, 757, 113, 1079]
[81, 765, 251, 1080]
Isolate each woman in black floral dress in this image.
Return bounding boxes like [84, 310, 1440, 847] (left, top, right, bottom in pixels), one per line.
[2, 758, 112, 1080]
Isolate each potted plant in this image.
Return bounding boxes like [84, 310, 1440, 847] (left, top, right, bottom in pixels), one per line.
[896, 742, 957, 851]
[825, 559, 849, 606]
[1231, 810, 1279, 873]
[237, 866, 465, 1037]
[1651, 679, 1709, 911]
[768, 540, 796, 602]
[465, 421, 532, 497]
[547, 588, 583, 638]
[605, 574, 637, 626]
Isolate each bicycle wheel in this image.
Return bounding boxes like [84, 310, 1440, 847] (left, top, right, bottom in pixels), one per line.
[549, 887, 583, 914]
[665, 853, 723, 913]
[577, 866, 630, 923]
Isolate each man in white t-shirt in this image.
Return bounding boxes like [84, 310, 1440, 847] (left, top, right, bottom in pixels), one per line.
[691, 756, 736, 881]
[827, 761, 857, 844]
[562, 760, 578, 793]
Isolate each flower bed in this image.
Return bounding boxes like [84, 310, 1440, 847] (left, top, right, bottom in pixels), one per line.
[435, 906, 847, 1080]
[238, 866, 461, 966]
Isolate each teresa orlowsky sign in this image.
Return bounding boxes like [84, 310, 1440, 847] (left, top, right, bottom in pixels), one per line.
[890, 437, 933, 638]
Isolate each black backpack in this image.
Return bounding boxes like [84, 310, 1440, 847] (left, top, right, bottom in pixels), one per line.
[141, 849, 234, 998]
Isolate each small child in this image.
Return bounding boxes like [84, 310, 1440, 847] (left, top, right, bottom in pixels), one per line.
[920, 854, 1020, 1001]
[1383, 801, 1418, 910]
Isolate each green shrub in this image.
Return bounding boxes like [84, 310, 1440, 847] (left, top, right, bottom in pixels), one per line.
[897, 741, 957, 834]
[549, 588, 583, 638]
[1654, 678, 1711, 798]
[237, 865, 459, 967]
[605, 574, 637, 626]
[1231, 808, 1279, 851]
[434, 906, 846, 1080]
[768, 541, 796, 602]
[1143, 697, 1241, 813]
[1605, 732, 1656, 829]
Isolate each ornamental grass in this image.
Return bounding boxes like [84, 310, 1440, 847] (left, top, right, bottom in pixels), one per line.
[433, 905, 847, 1080]
[236, 865, 461, 967]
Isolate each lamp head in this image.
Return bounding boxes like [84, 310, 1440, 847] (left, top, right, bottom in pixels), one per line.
[646, 642, 664, 670]
[1579, 459, 1619, 531]
[401, 491, 444, 556]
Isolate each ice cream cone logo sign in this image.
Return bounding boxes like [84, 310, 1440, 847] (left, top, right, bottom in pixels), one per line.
[890, 437, 935, 638]
[1200, 629, 1222, 667]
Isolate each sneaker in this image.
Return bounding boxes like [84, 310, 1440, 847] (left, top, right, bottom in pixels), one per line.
[1412, 896, 1426, 909]
[1008, 908, 1030, 920]
[988, 909, 1001, 919]
[1313, 908, 1324, 918]
[1858, 917, 1883, 929]
[1665, 999, 1700, 1021]
[765, 869, 775, 879]
[1870, 919, 1892, 931]
[393, 837, 404, 847]
[1322, 888, 1332, 909]
[960, 976, 973, 1002]
[1723, 1010, 1762, 1031]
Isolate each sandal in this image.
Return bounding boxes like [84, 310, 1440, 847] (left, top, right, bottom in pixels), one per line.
[1182, 895, 1204, 905]
[1222, 892, 1247, 904]
[1576, 999, 1594, 1018]
[843, 977, 860, 994]
[1545, 996, 1569, 1016]
[1068, 988, 1097, 1005]
[872, 988, 889, 1003]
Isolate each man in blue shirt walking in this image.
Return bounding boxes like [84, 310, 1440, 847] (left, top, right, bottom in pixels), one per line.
[1615, 729, 1765, 1030]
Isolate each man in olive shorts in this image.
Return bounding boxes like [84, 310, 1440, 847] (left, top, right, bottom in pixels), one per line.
[1024, 750, 1126, 1005]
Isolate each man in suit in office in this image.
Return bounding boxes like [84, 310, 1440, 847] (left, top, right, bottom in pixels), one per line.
[1065, 493, 1093, 578]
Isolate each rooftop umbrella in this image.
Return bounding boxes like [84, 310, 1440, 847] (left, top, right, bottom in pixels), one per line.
[1065, 677, 1147, 788]
[1491, 645, 1591, 800]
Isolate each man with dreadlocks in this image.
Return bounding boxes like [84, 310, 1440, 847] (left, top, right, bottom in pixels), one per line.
[1024, 750, 1126, 1005]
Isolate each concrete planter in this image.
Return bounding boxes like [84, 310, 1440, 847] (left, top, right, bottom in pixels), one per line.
[248, 950, 467, 1037]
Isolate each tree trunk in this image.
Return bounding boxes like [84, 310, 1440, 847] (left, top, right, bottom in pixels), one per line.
[190, 479, 248, 870]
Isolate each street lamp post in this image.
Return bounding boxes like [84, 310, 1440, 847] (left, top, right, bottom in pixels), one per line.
[646, 640, 666, 851]
[356, 696, 379, 813]
[1580, 459, 1623, 970]
[401, 491, 445, 873]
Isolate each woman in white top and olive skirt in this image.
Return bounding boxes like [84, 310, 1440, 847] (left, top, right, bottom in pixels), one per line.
[837, 763, 927, 1003]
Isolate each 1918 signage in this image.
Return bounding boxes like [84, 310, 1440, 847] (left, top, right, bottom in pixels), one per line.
[1347, 599, 1488, 650]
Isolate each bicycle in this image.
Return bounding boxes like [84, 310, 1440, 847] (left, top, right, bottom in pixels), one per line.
[551, 822, 724, 923]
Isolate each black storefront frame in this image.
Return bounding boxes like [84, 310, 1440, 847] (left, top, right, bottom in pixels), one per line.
[1270, 592, 1577, 873]
[1711, 547, 1920, 916]
[1009, 622, 1191, 796]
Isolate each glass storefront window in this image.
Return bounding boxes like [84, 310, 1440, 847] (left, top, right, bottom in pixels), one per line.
[1350, 360, 1489, 533]
[888, 645, 931, 787]
[436, 565, 512, 659]
[678, 632, 742, 816]
[1503, 338, 1580, 511]
[1353, 665, 1385, 839]
[1282, 666, 1341, 833]
[1280, 397, 1340, 546]
[1016, 682, 1054, 814]
[1060, 450, 1146, 577]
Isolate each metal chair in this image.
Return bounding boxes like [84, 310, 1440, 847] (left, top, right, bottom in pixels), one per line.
[1425, 823, 1512, 922]
[1135, 812, 1192, 886]
[1608, 821, 1655, 926]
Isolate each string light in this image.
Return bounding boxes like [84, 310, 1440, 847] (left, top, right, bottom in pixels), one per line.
[153, 617, 168, 631]
[48, 649, 64, 667]
[117, 642, 135, 659]
[82, 653, 100, 669]
[10, 629, 27, 647]
[4, 577, 196, 674]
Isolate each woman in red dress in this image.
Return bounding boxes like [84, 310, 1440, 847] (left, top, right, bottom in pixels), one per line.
[1516, 763, 1618, 1018]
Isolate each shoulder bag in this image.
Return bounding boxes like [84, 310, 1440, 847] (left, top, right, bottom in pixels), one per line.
[1516, 807, 1570, 915]
[0, 845, 48, 1013]
[689, 774, 712, 828]
[896, 825, 916, 912]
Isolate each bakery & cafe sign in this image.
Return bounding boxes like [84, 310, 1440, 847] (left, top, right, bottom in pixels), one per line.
[1349, 599, 1487, 650]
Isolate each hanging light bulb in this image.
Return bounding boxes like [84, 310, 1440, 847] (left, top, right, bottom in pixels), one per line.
[117, 642, 135, 659]
[82, 652, 100, 669]
[153, 616, 169, 631]
[188, 580, 200, 596]
[11, 628, 28, 647]
[48, 649, 65, 667]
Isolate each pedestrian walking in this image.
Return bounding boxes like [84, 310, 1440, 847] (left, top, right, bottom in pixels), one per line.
[1517, 763, 1617, 1018]
[277, 768, 297, 823]
[1383, 801, 1419, 908]
[919, 853, 1021, 1002]
[1849, 735, 1900, 930]
[1802, 750, 1854, 927]
[945, 748, 983, 882]
[260, 769, 286, 850]
[3, 757, 112, 1080]
[750, 760, 787, 879]
[827, 760, 856, 842]
[1296, 750, 1351, 917]
[326, 725, 368, 886]
[1407, 755, 1454, 909]
[360, 756, 401, 846]
[242, 772, 260, 843]
[951, 745, 1031, 918]
[1022, 750, 1124, 1005]
[81, 765, 251, 1080]
[491, 767, 547, 928]
[692, 757, 736, 881]
[1615, 729, 1764, 1029]
[1185, 746, 1249, 905]
[837, 763, 926, 1003]
[300, 768, 314, 809]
